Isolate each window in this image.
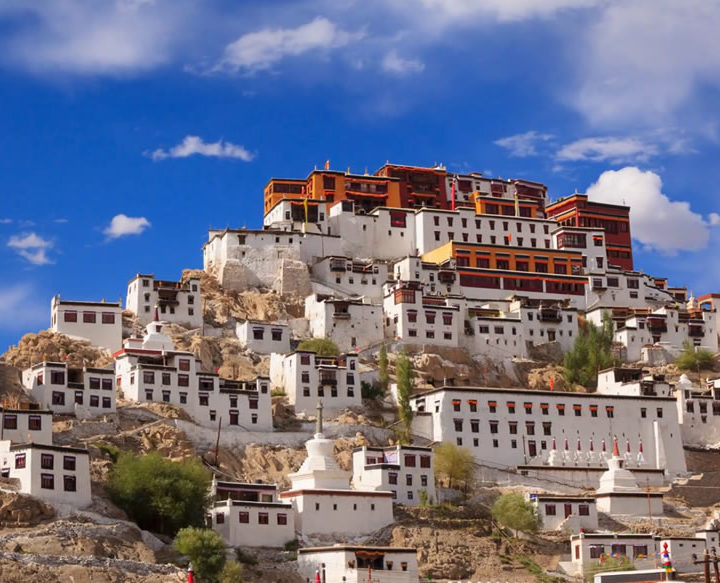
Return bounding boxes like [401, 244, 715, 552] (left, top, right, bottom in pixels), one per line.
[143, 391, 152, 402]
[406, 474, 413, 486]
[52, 391, 65, 405]
[239, 512, 249, 523]
[301, 372, 310, 383]
[277, 513, 288, 525]
[41, 473, 54, 490]
[489, 420, 499, 434]
[50, 371, 65, 385]
[404, 454, 416, 467]
[258, 512, 269, 525]
[421, 474, 428, 487]
[590, 406, 598, 418]
[64, 311, 78, 322]
[454, 419, 463, 431]
[525, 422, 535, 435]
[28, 415, 42, 431]
[468, 400, 477, 413]
[389, 472, 398, 485]
[101, 312, 115, 324]
[420, 455, 431, 468]
[545, 504, 556, 516]
[249, 398, 259, 410]
[573, 404, 582, 416]
[508, 421, 518, 434]
[179, 393, 187, 404]
[590, 545, 605, 559]
[63, 456, 76, 471]
[143, 371, 155, 384]
[3, 414, 17, 429]
[83, 311, 96, 323]
[178, 359, 191, 372]
[606, 405, 614, 418]
[14, 453, 26, 469]
[488, 400, 497, 413]
[64, 475, 77, 492]
[215, 513, 225, 524]
[452, 400, 461, 412]
[657, 408, 663, 418]
[542, 422, 552, 436]
[640, 408, 647, 418]
[162, 373, 171, 385]
[252, 328, 265, 340]
[178, 374, 189, 387]
[102, 378, 113, 391]
[579, 504, 590, 516]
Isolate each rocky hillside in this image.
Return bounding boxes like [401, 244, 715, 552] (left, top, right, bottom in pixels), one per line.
[1, 331, 112, 370]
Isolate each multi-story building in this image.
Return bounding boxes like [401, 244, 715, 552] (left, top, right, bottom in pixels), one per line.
[310, 256, 388, 302]
[546, 194, 633, 271]
[236, 320, 291, 354]
[22, 361, 116, 416]
[50, 295, 122, 352]
[126, 274, 202, 329]
[304, 294, 383, 352]
[115, 315, 272, 430]
[351, 445, 436, 506]
[409, 385, 687, 478]
[383, 281, 463, 348]
[0, 407, 53, 445]
[269, 350, 361, 416]
[0, 441, 92, 508]
[209, 478, 295, 548]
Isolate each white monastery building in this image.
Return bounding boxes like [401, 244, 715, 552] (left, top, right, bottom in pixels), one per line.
[0, 441, 92, 508]
[270, 350, 361, 417]
[297, 545, 419, 583]
[115, 312, 272, 430]
[304, 294, 383, 352]
[22, 361, 116, 417]
[209, 478, 295, 548]
[236, 320, 291, 354]
[352, 445, 436, 506]
[0, 407, 52, 445]
[530, 493, 598, 532]
[51, 295, 122, 353]
[126, 273, 203, 329]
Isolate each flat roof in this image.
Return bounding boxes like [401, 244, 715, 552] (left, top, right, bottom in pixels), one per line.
[411, 385, 676, 402]
[299, 545, 416, 554]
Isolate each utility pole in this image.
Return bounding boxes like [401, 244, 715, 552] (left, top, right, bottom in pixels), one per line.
[214, 416, 222, 465]
[692, 548, 712, 583]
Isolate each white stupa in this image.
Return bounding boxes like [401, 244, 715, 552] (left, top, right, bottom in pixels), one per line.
[123, 306, 174, 352]
[287, 402, 352, 490]
[595, 437, 663, 517]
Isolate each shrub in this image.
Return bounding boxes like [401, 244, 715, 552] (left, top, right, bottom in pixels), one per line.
[434, 441, 474, 490]
[361, 381, 383, 401]
[584, 555, 634, 582]
[96, 442, 121, 463]
[296, 338, 339, 356]
[235, 548, 258, 565]
[219, 560, 245, 583]
[491, 493, 538, 537]
[563, 312, 616, 388]
[174, 527, 226, 582]
[675, 341, 715, 371]
[105, 451, 211, 536]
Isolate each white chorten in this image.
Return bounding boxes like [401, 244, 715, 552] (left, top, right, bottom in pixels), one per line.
[141, 306, 174, 352]
[597, 437, 640, 494]
[287, 402, 352, 491]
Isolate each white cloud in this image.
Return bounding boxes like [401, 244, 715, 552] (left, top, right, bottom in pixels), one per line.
[556, 137, 658, 164]
[574, 0, 720, 125]
[7, 232, 54, 265]
[413, 0, 599, 23]
[494, 130, 553, 157]
[0, 284, 48, 331]
[0, 218, 12, 224]
[149, 136, 255, 161]
[585, 167, 712, 255]
[216, 17, 364, 73]
[103, 214, 151, 239]
[0, 0, 193, 75]
[709, 213, 720, 227]
[381, 51, 425, 75]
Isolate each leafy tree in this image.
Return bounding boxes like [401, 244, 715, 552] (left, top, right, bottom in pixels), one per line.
[395, 349, 414, 443]
[434, 441, 475, 490]
[174, 527, 227, 583]
[378, 343, 390, 394]
[297, 338, 340, 356]
[491, 493, 538, 537]
[106, 451, 211, 536]
[583, 556, 634, 582]
[219, 560, 245, 583]
[563, 312, 616, 389]
[675, 341, 715, 371]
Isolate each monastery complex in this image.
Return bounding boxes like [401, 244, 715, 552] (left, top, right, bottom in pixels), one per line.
[8, 161, 720, 582]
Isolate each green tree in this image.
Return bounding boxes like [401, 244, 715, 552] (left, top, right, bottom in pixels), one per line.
[219, 560, 245, 583]
[395, 349, 414, 443]
[434, 441, 474, 490]
[378, 343, 390, 394]
[174, 527, 227, 583]
[491, 493, 538, 537]
[563, 312, 616, 389]
[106, 451, 211, 536]
[675, 341, 715, 371]
[297, 338, 340, 356]
[583, 556, 634, 582]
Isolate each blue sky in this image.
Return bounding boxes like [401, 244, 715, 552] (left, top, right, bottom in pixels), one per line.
[2, 0, 720, 352]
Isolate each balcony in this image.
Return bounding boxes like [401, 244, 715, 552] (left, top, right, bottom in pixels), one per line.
[319, 374, 338, 387]
[330, 259, 348, 272]
[538, 307, 562, 323]
[688, 325, 705, 337]
[647, 317, 667, 333]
